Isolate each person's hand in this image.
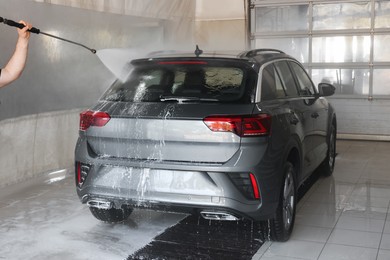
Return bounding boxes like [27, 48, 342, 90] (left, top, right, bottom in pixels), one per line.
[17, 20, 32, 40]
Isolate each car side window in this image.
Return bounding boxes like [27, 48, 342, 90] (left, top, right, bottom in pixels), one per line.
[289, 62, 316, 96]
[261, 64, 287, 101]
[274, 61, 299, 97]
[274, 66, 287, 98]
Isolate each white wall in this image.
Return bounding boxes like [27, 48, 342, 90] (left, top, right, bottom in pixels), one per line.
[0, 110, 80, 187]
[0, 0, 195, 121]
[329, 98, 390, 140]
[195, 0, 248, 51]
[196, 0, 245, 20]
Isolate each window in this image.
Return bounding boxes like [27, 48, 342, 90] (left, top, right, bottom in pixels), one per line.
[205, 68, 244, 90]
[289, 62, 315, 96]
[274, 61, 299, 97]
[374, 35, 390, 62]
[255, 5, 308, 32]
[311, 68, 369, 95]
[312, 36, 371, 63]
[255, 38, 309, 63]
[261, 64, 286, 101]
[375, 1, 390, 28]
[102, 62, 256, 103]
[373, 69, 390, 95]
[313, 2, 371, 30]
[274, 66, 287, 98]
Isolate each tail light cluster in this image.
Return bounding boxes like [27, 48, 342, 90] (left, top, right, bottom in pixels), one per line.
[79, 110, 111, 131]
[203, 114, 271, 137]
[76, 161, 91, 188]
[229, 172, 261, 200]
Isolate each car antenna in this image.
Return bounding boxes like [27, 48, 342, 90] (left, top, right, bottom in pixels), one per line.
[195, 45, 203, 57]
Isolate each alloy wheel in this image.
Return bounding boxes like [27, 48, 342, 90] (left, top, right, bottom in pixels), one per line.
[328, 127, 336, 170]
[282, 170, 295, 231]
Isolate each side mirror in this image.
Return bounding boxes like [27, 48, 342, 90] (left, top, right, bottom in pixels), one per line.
[318, 83, 336, 97]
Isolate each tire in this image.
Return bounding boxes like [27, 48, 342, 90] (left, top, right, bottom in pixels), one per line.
[320, 122, 336, 177]
[89, 206, 133, 223]
[269, 162, 297, 242]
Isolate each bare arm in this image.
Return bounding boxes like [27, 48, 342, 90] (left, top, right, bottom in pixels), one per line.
[0, 20, 31, 88]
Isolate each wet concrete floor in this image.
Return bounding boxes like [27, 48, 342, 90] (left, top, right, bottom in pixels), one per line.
[0, 170, 184, 260]
[0, 170, 269, 260]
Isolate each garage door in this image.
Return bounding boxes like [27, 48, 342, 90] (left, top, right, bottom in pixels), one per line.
[250, 0, 390, 139]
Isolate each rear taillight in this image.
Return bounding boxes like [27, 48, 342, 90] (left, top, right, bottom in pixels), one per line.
[229, 172, 261, 200]
[76, 161, 91, 188]
[79, 110, 111, 131]
[203, 114, 271, 137]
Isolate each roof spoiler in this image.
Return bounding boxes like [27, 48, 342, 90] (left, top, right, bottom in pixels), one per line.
[238, 49, 285, 58]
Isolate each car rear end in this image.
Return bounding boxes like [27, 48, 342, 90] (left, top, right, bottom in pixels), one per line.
[75, 55, 278, 221]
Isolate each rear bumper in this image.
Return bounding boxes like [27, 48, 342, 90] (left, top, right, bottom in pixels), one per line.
[76, 165, 280, 221]
[80, 194, 278, 221]
[75, 138, 283, 221]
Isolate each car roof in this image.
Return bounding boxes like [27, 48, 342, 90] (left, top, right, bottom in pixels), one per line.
[132, 48, 297, 67]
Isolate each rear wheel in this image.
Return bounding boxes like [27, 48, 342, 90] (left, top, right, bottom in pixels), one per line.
[89, 206, 133, 223]
[269, 162, 297, 242]
[320, 122, 336, 177]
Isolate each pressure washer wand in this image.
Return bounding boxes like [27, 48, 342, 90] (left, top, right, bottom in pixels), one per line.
[0, 16, 96, 54]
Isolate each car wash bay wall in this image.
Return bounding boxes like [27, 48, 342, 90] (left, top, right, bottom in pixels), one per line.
[195, 0, 248, 50]
[0, 110, 79, 186]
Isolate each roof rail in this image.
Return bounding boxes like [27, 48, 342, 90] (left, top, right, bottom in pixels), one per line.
[239, 49, 285, 58]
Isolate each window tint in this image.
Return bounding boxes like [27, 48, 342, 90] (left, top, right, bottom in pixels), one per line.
[261, 64, 286, 101]
[274, 61, 299, 97]
[102, 62, 256, 103]
[289, 62, 316, 96]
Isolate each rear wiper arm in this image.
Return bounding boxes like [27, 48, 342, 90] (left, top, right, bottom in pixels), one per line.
[160, 96, 218, 103]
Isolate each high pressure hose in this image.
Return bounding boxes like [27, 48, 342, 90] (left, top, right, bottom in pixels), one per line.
[0, 16, 96, 54]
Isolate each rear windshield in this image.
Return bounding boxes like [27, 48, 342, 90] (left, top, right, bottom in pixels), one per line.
[102, 60, 257, 103]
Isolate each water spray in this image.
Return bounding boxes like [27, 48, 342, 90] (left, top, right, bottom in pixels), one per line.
[0, 16, 96, 54]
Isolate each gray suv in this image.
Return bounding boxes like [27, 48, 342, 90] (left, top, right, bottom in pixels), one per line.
[75, 48, 336, 241]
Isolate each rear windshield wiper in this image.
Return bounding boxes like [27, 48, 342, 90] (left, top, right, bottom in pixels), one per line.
[159, 96, 218, 103]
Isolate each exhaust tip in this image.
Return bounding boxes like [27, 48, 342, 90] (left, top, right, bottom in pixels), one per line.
[87, 199, 112, 210]
[200, 211, 240, 221]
